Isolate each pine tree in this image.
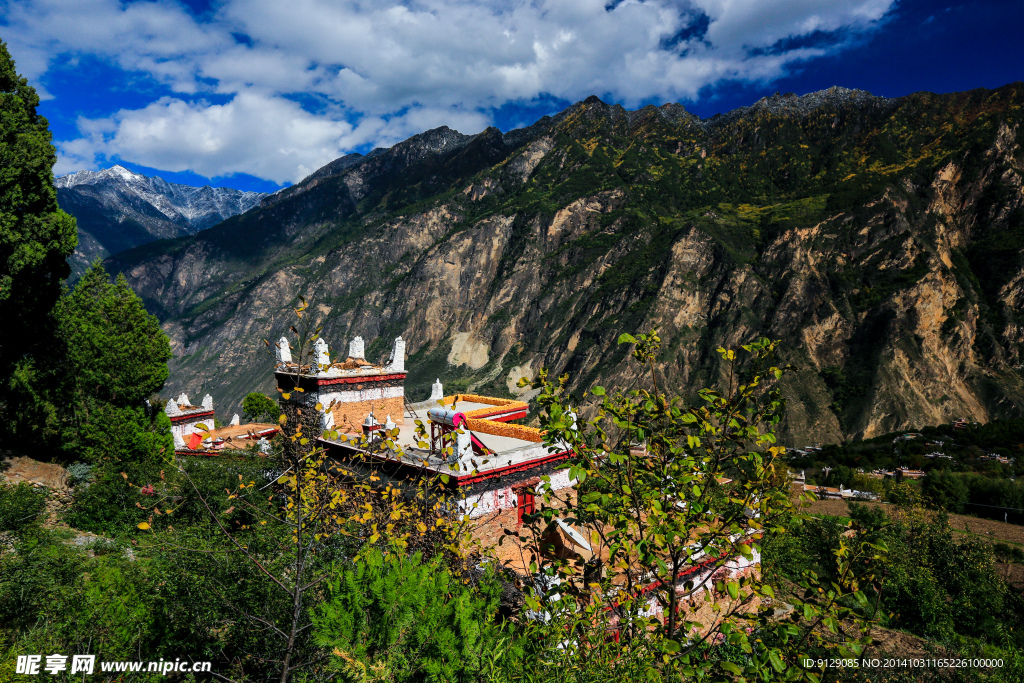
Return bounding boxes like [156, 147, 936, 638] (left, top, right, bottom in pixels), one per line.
[0, 41, 77, 385]
[56, 262, 172, 463]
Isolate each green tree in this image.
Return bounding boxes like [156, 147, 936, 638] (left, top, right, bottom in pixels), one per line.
[242, 391, 279, 422]
[0, 40, 77, 385]
[921, 470, 968, 513]
[0, 482, 47, 532]
[50, 263, 174, 534]
[59, 263, 171, 408]
[511, 332, 888, 681]
[53, 262, 172, 463]
[313, 549, 503, 683]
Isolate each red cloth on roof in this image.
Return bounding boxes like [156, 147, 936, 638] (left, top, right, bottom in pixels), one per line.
[188, 432, 203, 450]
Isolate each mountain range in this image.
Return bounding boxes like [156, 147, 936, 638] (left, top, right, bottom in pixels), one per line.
[105, 84, 1024, 445]
[56, 165, 266, 276]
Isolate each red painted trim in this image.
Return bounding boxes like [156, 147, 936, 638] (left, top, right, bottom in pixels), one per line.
[606, 538, 761, 611]
[606, 553, 728, 612]
[314, 373, 406, 386]
[316, 438, 574, 489]
[488, 410, 528, 422]
[453, 449, 573, 486]
[169, 410, 214, 423]
[174, 427, 279, 457]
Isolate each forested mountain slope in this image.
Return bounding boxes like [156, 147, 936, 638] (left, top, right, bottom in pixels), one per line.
[107, 84, 1024, 444]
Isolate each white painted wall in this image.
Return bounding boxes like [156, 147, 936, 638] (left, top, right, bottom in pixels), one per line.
[319, 385, 404, 406]
[457, 467, 577, 518]
[171, 416, 208, 445]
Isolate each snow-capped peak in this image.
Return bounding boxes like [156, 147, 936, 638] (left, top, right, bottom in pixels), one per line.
[107, 164, 141, 181]
[55, 165, 267, 232]
[55, 164, 144, 188]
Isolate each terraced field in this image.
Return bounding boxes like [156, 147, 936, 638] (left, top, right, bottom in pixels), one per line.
[804, 498, 1024, 545]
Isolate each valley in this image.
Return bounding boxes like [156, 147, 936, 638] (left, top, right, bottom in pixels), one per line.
[106, 85, 1024, 444]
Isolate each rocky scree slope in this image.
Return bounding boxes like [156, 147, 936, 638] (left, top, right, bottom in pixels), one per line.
[107, 85, 1024, 444]
[56, 165, 266, 276]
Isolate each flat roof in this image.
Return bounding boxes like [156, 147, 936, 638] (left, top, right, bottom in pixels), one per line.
[404, 405, 543, 455]
[322, 406, 569, 479]
[450, 400, 494, 413]
[209, 423, 278, 440]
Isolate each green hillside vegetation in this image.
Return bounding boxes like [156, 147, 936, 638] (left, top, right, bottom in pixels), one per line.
[4, 329, 1024, 682]
[2, 42, 1024, 679]
[764, 500, 1024, 666]
[106, 85, 1024, 445]
[791, 417, 1024, 474]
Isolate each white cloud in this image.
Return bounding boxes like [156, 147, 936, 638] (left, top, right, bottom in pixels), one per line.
[2, 0, 896, 182]
[55, 92, 491, 184]
[695, 0, 893, 52]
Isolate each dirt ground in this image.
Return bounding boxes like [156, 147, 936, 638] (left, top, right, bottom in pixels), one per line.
[996, 562, 1024, 590]
[868, 626, 943, 659]
[1, 453, 68, 489]
[803, 498, 1024, 545]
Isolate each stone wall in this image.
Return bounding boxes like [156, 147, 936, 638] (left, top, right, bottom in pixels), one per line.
[470, 487, 579, 569]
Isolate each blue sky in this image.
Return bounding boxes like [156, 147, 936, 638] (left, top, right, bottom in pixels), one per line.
[3, 0, 1022, 194]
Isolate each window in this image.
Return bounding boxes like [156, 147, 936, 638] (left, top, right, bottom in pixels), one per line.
[516, 488, 535, 527]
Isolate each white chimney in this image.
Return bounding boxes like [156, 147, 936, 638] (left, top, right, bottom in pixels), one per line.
[165, 400, 182, 417]
[386, 336, 405, 372]
[348, 336, 365, 360]
[202, 394, 213, 411]
[230, 413, 240, 426]
[276, 337, 292, 363]
[178, 393, 190, 407]
[314, 338, 330, 369]
[429, 378, 444, 401]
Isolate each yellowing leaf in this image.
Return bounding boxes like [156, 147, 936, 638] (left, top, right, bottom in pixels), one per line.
[137, 522, 150, 530]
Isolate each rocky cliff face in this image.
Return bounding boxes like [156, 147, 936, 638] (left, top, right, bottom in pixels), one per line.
[56, 165, 266, 276]
[107, 85, 1024, 444]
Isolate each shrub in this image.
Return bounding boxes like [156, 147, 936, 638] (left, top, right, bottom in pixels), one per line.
[313, 548, 503, 683]
[242, 392, 279, 423]
[0, 482, 47, 532]
[994, 542, 1024, 564]
[65, 462, 93, 487]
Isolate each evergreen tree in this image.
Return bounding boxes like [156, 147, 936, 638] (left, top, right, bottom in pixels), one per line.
[242, 391, 279, 422]
[0, 40, 77, 384]
[313, 549, 503, 682]
[56, 262, 172, 464]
